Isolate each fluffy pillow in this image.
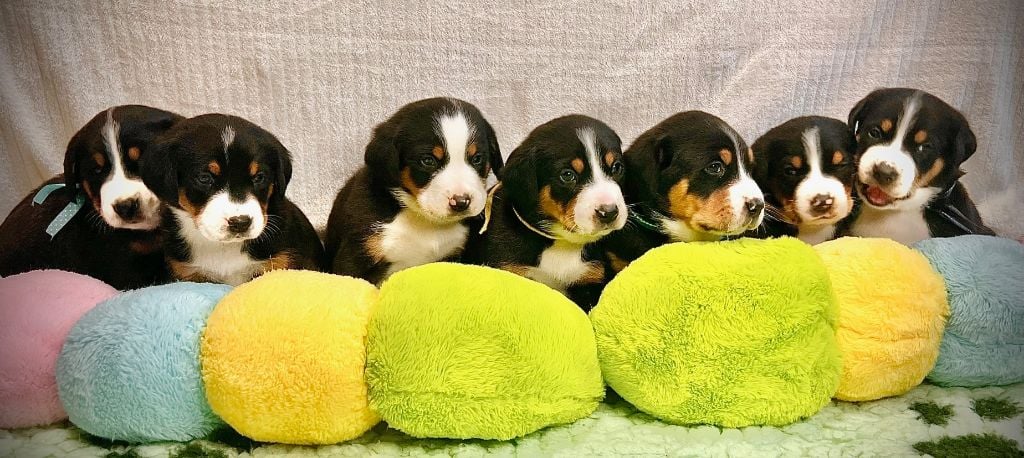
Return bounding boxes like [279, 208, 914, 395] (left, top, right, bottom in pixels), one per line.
[914, 235, 1024, 387]
[366, 263, 604, 440]
[815, 237, 948, 401]
[591, 238, 841, 427]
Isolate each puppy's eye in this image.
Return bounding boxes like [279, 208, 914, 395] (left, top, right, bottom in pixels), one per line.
[610, 161, 624, 177]
[783, 165, 800, 176]
[92, 164, 104, 174]
[704, 161, 725, 177]
[868, 127, 882, 139]
[420, 155, 438, 169]
[195, 173, 214, 186]
[916, 143, 933, 153]
[559, 169, 578, 184]
[469, 153, 485, 166]
[252, 171, 267, 185]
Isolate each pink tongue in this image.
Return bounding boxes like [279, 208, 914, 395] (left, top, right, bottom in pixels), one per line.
[865, 185, 893, 206]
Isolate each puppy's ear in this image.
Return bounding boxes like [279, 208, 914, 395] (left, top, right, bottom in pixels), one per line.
[139, 136, 179, 204]
[364, 123, 401, 186]
[63, 124, 90, 189]
[749, 137, 771, 185]
[498, 146, 537, 212]
[953, 121, 977, 167]
[623, 133, 667, 203]
[274, 145, 294, 199]
[847, 94, 872, 136]
[481, 118, 503, 174]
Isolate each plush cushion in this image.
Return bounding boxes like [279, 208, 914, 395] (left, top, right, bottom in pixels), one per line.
[201, 270, 380, 445]
[0, 270, 117, 429]
[914, 235, 1024, 387]
[590, 238, 841, 427]
[56, 282, 230, 442]
[366, 263, 604, 440]
[815, 237, 948, 401]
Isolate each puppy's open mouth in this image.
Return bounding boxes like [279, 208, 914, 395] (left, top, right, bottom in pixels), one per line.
[859, 183, 910, 208]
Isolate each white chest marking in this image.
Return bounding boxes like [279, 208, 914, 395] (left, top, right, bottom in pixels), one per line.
[850, 206, 930, 245]
[527, 240, 595, 292]
[171, 208, 263, 286]
[377, 209, 469, 277]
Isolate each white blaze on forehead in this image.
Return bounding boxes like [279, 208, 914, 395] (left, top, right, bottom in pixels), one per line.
[411, 108, 486, 221]
[796, 127, 850, 223]
[858, 92, 923, 199]
[221, 126, 236, 163]
[570, 126, 627, 237]
[98, 108, 161, 229]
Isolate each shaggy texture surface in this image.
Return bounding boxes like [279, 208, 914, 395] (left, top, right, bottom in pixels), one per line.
[201, 270, 380, 445]
[914, 235, 1024, 388]
[815, 237, 949, 402]
[55, 282, 231, 443]
[0, 270, 117, 429]
[591, 237, 841, 427]
[367, 263, 604, 440]
[2, 383, 1021, 456]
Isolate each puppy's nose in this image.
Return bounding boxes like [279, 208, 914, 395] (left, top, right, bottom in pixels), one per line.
[449, 194, 471, 213]
[594, 204, 619, 225]
[113, 199, 140, 220]
[810, 194, 834, 215]
[745, 198, 764, 216]
[226, 215, 253, 234]
[871, 163, 899, 186]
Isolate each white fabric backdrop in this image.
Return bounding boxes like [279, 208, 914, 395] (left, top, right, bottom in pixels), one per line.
[1, 0, 1021, 236]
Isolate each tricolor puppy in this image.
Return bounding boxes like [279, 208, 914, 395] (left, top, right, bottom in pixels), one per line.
[463, 115, 627, 310]
[141, 114, 325, 285]
[847, 88, 994, 245]
[325, 97, 502, 284]
[602, 111, 764, 266]
[0, 105, 181, 289]
[750, 116, 857, 245]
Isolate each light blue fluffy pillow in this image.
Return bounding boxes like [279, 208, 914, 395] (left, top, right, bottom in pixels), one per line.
[56, 282, 231, 442]
[914, 235, 1024, 387]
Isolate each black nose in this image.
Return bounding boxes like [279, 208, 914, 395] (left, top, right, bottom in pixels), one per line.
[113, 199, 139, 220]
[449, 194, 471, 213]
[871, 163, 899, 186]
[595, 204, 619, 224]
[745, 198, 764, 215]
[810, 194, 834, 215]
[227, 215, 253, 233]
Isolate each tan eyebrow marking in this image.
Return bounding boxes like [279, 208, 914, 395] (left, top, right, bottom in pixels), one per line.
[249, 161, 259, 176]
[127, 146, 141, 161]
[571, 158, 585, 173]
[604, 151, 616, 167]
[881, 119, 894, 133]
[467, 143, 478, 157]
[914, 130, 928, 144]
[789, 156, 803, 169]
[432, 145, 445, 160]
[92, 153, 106, 168]
[832, 151, 844, 165]
[208, 161, 221, 175]
[718, 148, 733, 165]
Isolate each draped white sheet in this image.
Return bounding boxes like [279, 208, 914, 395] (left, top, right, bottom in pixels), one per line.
[1, 0, 1021, 235]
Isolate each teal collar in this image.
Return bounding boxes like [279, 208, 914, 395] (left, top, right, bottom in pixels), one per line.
[628, 209, 663, 234]
[32, 183, 85, 239]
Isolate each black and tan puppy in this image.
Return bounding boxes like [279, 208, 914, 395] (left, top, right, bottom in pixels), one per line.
[602, 111, 764, 267]
[463, 115, 627, 310]
[847, 88, 994, 245]
[325, 98, 502, 284]
[750, 116, 858, 244]
[141, 114, 324, 285]
[0, 105, 182, 289]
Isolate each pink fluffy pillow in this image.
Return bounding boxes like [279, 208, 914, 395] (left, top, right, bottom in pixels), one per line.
[0, 270, 117, 428]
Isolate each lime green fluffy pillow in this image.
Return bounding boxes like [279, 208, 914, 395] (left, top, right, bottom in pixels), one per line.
[366, 263, 604, 440]
[591, 237, 841, 427]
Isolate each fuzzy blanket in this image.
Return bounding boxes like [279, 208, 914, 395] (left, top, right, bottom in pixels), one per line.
[2, 383, 1021, 457]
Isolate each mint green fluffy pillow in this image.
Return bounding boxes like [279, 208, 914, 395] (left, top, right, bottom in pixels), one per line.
[591, 237, 840, 427]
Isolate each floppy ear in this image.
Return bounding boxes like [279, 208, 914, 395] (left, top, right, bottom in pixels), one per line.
[481, 118, 503, 174]
[63, 125, 90, 189]
[748, 137, 771, 185]
[847, 94, 871, 136]
[953, 121, 977, 167]
[364, 123, 401, 186]
[497, 145, 537, 213]
[274, 145, 294, 200]
[623, 133, 667, 204]
[139, 136, 180, 205]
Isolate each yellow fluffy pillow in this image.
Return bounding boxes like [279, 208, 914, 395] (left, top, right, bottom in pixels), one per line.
[815, 237, 948, 401]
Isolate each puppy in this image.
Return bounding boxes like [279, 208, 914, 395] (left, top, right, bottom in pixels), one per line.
[141, 114, 325, 285]
[325, 98, 502, 284]
[602, 111, 764, 267]
[750, 116, 858, 245]
[0, 105, 182, 289]
[847, 88, 994, 245]
[463, 115, 627, 310]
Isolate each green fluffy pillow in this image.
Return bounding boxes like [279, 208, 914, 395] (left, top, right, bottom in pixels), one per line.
[366, 263, 604, 440]
[591, 237, 841, 427]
